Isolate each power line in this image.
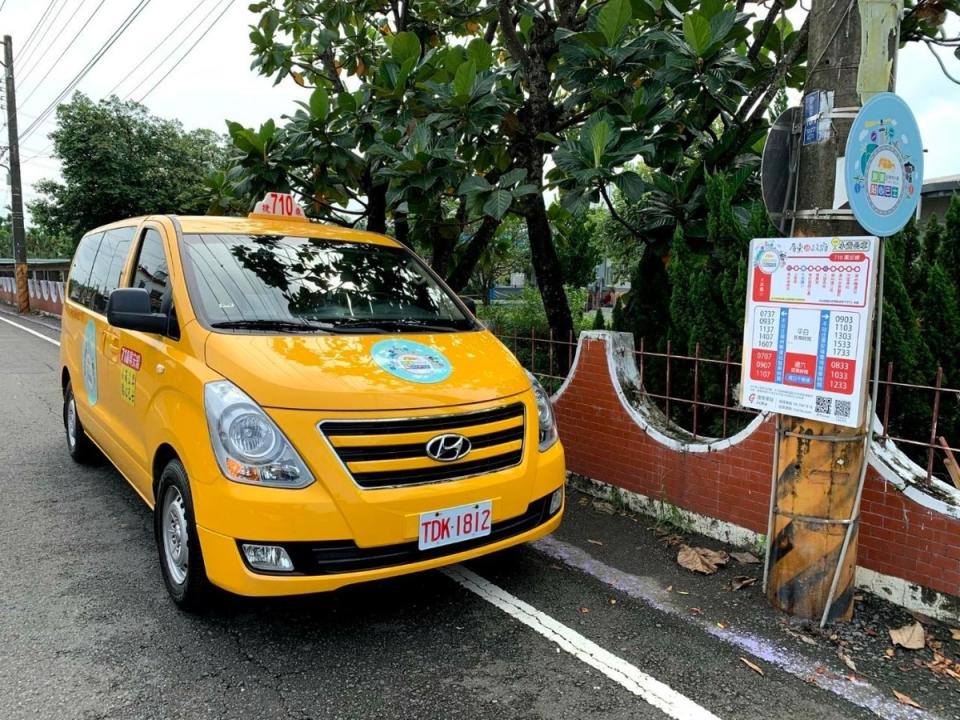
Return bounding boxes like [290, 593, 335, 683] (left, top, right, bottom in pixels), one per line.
[17, 0, 68, 74]
[18, 0, 108, 108]
[18, 0, 89, 86]
[18, 0, 58, 59]
[19, 0, 154, 143]
[132, 0, 236, 104]
[107, 0, 217, 97]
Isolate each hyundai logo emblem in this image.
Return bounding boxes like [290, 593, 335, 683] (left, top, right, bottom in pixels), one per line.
[425, 433, 472, 462]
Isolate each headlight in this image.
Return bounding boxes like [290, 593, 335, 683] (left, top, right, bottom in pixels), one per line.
[204, 381, 314, 488]
[526, 371, 559, 451]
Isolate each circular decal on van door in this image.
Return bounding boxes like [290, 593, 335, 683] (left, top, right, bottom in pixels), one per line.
[370, 340, 452, 384]
[82, 319, 98, 406]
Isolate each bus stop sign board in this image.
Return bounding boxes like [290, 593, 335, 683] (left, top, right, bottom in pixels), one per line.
[740, 237, 879, 428]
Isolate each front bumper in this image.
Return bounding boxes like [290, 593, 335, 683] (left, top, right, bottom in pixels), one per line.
[197, 489, 564, 596]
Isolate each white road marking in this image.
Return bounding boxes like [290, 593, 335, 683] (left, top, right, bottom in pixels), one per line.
[442, 565, 722, 720]
[0, 314, 61, 347]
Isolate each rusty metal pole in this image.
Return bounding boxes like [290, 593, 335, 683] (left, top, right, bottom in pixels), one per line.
[3, 36, 29, 313]
[764, 0, 901, 624]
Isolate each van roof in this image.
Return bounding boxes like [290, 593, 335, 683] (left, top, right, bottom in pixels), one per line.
[89, 215, 402, 248]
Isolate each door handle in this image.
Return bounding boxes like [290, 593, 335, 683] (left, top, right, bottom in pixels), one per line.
[105, 332, 121, 363]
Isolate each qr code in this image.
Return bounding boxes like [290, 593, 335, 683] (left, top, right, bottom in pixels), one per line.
[815, 396, 832, 415]
[835, 400, 851, 419]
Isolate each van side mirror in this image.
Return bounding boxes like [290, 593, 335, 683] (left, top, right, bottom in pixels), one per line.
[107, 288, 169, 335]
[460, 296, 477, 315]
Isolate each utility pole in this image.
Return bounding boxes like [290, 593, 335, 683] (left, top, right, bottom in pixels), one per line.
[3, 35, 29, 313]
[764, 0, 902, 623]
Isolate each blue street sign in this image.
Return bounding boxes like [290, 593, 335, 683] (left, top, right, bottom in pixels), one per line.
[845, 93, 923, 237]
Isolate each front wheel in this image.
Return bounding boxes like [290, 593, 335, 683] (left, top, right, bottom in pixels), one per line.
[155, 459, 213, 611]
[63, 381, 99, 464]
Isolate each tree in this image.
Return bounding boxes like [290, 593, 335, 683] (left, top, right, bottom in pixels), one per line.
[591, 307, 606, 330]
[0, 215, 71, 257]
[230, 0, 813, 356]
[465, 214, 528, 304]
[29, 94, 227, 245]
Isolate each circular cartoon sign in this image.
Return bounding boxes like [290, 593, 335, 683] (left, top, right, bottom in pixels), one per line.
[371, 340, 452, 384]
[845, 92, 923, 237]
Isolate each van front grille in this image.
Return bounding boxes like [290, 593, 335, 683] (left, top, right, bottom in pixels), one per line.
[319, 402, 526, 489]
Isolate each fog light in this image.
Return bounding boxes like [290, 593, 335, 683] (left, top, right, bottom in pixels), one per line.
[549, 487, 563, 515]
[241, 543, 294, 572]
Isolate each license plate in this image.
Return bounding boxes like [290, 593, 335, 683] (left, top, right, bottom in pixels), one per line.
[418, 500, 492, 551]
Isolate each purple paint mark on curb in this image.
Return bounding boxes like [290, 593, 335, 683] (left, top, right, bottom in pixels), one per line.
[533, 536, 939, 720]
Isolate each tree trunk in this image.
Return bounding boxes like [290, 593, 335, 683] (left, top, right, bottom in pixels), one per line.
[445, 215, 498, 292]
[524, 191, 574, 363]
[364, 171, 388, 234]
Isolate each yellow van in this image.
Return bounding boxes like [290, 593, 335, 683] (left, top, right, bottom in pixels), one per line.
[59, 194, 564, 609]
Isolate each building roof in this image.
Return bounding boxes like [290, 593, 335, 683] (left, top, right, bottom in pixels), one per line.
[922, 175, 960, 198]
[0, 257, 71, 265]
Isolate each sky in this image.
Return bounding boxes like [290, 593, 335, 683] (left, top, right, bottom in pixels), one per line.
[0, 0, 956, 222]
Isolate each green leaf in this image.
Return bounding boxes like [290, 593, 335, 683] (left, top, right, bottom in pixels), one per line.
[512, 184, 539, 196]
[453, 60, 477, 98]
[483, 189, 513, 220]
[535, 132, 563, 145]
[612, 171, 645, 201]
[390, 31, 421, 64]
[683, 13, 713, 56]
[309, 87, 329, 120]
[590, 120, 612, 168]
[499, 168, 527, 187]
[597, 0, 632, 46]
[466, 38, 493, 71]
[337, 91, 357, 113]
[458, 175, 493, 194]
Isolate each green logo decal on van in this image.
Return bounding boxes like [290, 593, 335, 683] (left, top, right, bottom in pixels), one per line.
[82, 319, 98, 406]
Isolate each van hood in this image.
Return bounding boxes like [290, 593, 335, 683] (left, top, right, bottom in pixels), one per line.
[203, 330, 530, 411]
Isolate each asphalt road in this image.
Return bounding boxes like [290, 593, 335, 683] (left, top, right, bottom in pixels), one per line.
[0, 312, 946, 720]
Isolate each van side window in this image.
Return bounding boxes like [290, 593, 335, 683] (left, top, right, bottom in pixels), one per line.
[132, 229, 170, 314]
[90, 227, 135, 314]
[68, 233, 104, 306]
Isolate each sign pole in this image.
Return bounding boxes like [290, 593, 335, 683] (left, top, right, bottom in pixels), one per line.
[752, 0, 912, 624]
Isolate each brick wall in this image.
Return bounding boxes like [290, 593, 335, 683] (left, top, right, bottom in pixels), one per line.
[553, 333, 960, 603]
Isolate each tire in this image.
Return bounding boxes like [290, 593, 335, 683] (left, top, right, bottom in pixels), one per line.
[155, 458, 213, 611]
[63, 380, 99, 464]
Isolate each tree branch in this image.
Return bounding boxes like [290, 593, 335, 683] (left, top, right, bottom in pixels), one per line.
[600, 184, 646, 242]
[734, 15, 809, 126]
[498, 0, 531, 69]
[748, 0, 783, 62]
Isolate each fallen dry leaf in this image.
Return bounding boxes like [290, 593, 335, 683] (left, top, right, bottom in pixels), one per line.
[677, 545, 730, 574]
[587, 539, 604, 546]
[577, 496, 589, 506]
[593, 500, 616, 515]
[659, 533, 685, 547]
[893, 690, 921, 708]
[690, 607, 703, 616]
[676, 590, 689, 595]
[951, 628, 960, 641]
[717, 622, 728, 629]
[731, 576, 757, 591]
[740, 657, 765, 676]
[578, 607, 589, 614]
[839, 652, 857, 673]
[890, 622, 925, 650]
[664, 585, 673, 593]
[884, 647, 896, 659]
[731, 551, 760, 564]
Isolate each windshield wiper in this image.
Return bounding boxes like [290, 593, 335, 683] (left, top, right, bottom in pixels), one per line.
[323, 318, 460, 333]
[211, 319, 333, 333]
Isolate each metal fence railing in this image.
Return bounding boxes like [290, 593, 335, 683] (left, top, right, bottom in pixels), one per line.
[497, 329, 960, 486]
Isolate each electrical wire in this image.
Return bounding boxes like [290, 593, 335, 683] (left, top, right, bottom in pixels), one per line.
[18, 0, 108, 108]
[18, 0, 58, 58]
[18, 0, 90, 86]
[19, 0, 154, 143]
[17, 0, 68, 74]
[106, 0, 217, 97]
[126, 0, 234, 103]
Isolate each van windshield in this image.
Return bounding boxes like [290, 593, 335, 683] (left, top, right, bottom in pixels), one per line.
[180, 234, 475, 333]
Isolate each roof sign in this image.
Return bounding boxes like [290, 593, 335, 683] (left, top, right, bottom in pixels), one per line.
[250, 192, 307, 220]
